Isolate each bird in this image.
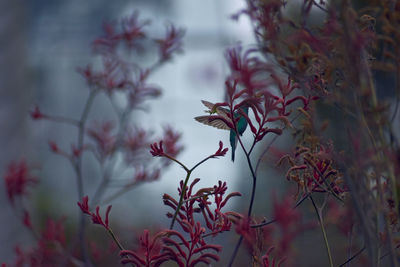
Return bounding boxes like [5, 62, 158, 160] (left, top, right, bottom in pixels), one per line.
[194, 100, 248, 161]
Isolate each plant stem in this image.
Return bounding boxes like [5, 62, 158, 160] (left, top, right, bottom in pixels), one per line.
[164, 154, 189, 172]
[170, 170, 191, 229]
[227, 131, 257, 266]
[46, 114, 80, 126]
[108, 228, 135, 267]
[75, 90, 97, 267]
[339, 246, 366, 267]
[168, 153, 216, 229]
[227, 236, 243, 267]
[310, 195, 333, 267]
[246, 153, 257, 217]
[108, 228, 125, 251]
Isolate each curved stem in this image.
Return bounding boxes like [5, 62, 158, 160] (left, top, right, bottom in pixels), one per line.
[91, 95, 134, 206]
[45, 114, 80, 127]
[310, 195, 333, 267]
[245, 153, 257, 217]
[339, 246, 366, 267]
[190, 155, 213, 172]
[170, 170, 191, 229]
[255, 134, 279, 175]
[91, 161, 114, 206]
[108, 228, 125, 251]
[227, 236, 243, 267]
[167, 151, 220, 229]
[107, 228, 135, 267]
[75, 90, 98, 266]
[227, 128, 257, 266]
[164, 154, 189, 172]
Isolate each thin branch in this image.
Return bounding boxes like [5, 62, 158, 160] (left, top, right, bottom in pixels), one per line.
[45, 114, 80, 127]
[164, 154, 190, 173]
[167, 149, 230, 230]
[310, 195, 334, 267]
[338, 246, 366, 267]
[170, 170, 191, 229]
[312, 0, 328, 13]
[227, 236, 244, 267]
[227, 110, 257, 266]
[107, 228, 135, 267]
[190, 155, 213, 172]
[75, 89, 98, 267]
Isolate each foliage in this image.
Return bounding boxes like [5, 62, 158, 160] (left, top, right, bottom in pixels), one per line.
[2, 1, 400, 266]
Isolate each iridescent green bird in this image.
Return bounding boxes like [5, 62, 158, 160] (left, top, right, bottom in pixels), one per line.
[195, 100, 249, 161]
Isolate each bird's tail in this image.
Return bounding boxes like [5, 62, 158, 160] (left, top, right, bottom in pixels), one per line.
[230, 131, 237, 162]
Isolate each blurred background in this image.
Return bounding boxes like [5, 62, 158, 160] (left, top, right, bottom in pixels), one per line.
[0, 0, 261, 263]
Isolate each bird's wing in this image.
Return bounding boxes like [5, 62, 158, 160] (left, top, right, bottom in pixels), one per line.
[194, 116, 231, 130]
[201, 100, 230, 121]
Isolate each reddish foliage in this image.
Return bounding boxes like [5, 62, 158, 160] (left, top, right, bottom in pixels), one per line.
[30, 106, 45, 120]
[163, 222, 222, 266]
[7, 219, 69, 267]
[161, 126, 183, 159]
[150, 141, 164, 157]
[161, 179, 241, 265]
[210, 141, 229, 158]
[5, 1, 400, 267]
[3, 160, 37, 204]
[120, 230, 171, 266]
[78, 196, 112, 230]
[156, 24, 185, 61]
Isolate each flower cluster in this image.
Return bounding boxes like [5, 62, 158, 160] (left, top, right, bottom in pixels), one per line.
[78, 196, 112, 230]
[3, 219, 69, 267]
[143, 179, 239, 266]
[281, 142, 345, 197]
[2, 10, 186, 267]
[3, 160, 37, 205]
[119, 230, 170, 266]
[77, 11, 184, 109]
[231, 192, 309, 266]
[197, 181, 241, 233]
[164, 178, 241, 233]
[114, 177, 241, 266]
[200, 47, 318, 150]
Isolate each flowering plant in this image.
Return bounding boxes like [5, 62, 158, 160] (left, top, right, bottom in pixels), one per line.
[3, 1, 400, 266]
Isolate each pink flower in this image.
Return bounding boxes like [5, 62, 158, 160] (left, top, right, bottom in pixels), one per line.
[27, 218, 68, 266]
[48, 141, 59, 153]
[87, 121, 116, 158]
[77, 196, 90, 215]
[3, 160, 37, 204]
[90, 206, 112, 230]
[272, 194, 300, 231]
[211, 141, 229, 158]
[150, 141, 164, 157]
[156, 24, 185, 61]
[30, 106, 45, 120]
[120, 230, 171, 266]
[262, 247, 286, 267]
[23, 210, 33, 229]
[120, 11, 149, 46]
[162, 126, 183, 158]
[150, 127, 183, 159]
[77, 196, 112, 230]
